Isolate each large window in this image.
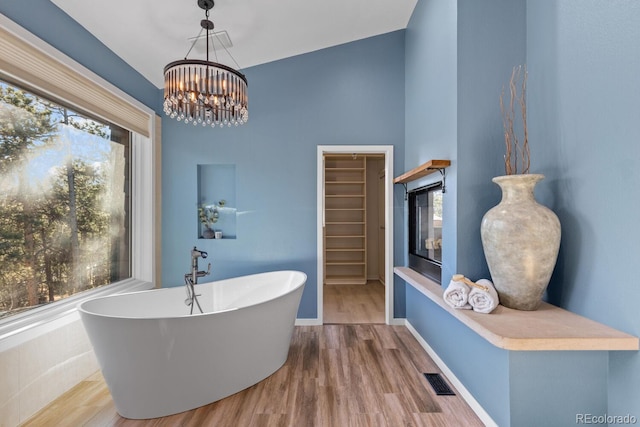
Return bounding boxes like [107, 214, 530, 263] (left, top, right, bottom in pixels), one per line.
[0, 80, 131, 319]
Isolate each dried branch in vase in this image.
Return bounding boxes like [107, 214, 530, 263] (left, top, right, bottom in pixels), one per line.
[499, 65, 530, 175]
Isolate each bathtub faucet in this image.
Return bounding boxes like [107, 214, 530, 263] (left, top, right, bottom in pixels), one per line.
[190, 247, 210, 284]
[184, 246, 210, 314]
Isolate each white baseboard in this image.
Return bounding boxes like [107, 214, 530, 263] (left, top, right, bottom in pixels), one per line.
[295, 318, 322, 326]
[295, 318, 406, 326]
[404, 320, 497, 427]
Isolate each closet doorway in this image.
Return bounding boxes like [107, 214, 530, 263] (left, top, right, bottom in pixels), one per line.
[316, 145, 394, 325]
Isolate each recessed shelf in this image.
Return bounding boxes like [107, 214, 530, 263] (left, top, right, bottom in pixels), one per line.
[395, 266, 639, 351]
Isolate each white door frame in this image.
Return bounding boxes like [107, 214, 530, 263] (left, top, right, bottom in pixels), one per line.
[317, 145, 395, 324]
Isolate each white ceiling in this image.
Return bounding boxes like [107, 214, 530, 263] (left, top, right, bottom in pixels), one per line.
[51, 0, 418, 89]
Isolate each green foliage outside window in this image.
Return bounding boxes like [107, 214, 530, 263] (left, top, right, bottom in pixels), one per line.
[0, 80, 130, 318]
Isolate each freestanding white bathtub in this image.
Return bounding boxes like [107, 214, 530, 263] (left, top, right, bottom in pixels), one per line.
[79, 270, 306, 419]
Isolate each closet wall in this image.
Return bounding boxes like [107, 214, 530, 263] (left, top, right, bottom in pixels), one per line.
[366, 157, 385, 283]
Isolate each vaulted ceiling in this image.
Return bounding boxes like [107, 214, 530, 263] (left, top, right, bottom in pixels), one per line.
[52, 0, 418, 88]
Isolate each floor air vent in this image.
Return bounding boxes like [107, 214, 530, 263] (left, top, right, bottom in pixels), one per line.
[424, 373, 456, 396]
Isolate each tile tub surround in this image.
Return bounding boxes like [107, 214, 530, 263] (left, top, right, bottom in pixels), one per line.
[0, 319, 98, 426]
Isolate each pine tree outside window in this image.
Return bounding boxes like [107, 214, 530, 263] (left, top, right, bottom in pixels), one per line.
[0, 15, 157, 344]
[0, 80, 131, 319]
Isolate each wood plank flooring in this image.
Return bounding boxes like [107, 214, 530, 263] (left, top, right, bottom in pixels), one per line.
[22, 325, 483, 427]
[323, 281, 385, 324]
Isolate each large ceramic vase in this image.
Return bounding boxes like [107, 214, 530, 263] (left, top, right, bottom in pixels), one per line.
[480, 174, 561, 310]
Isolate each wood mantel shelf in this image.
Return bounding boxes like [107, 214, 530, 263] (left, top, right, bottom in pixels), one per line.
[393, 159, 451, 184]
[395, 266, 639, 351]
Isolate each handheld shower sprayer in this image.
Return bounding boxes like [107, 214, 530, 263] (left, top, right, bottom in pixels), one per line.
[190, 246, 211, 279]
[192, 247, 208, 260]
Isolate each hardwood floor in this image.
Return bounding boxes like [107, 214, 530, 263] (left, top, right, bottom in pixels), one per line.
[323, 281, 385, 324]
[22, 325, 483, 427]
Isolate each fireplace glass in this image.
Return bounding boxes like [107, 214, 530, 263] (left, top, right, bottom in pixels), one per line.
[408, 182, 443, 283]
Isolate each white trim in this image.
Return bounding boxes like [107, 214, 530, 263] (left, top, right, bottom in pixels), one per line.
[0, 13, 153, 137]
[295, 318, 323, 326]
[0, 279, 153, 352]
[0, 134, 156, 349]
[317, 145, 394, 324]
[404, 319, 498, 427]
[0, 14, 158, 350]
[316, 148, 324, 324]
[131, 132, 155, 283]
[387, 318, 406, 326]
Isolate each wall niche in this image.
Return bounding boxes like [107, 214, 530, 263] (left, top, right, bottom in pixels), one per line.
[197, 164, 237, 239]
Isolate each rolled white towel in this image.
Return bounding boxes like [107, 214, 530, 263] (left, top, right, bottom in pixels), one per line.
[443, 279, 472, 310]
[468, 279, 499, 314]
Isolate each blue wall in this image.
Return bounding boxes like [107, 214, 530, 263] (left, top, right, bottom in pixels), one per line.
[160, 31, 406, 319]
[457, 0, 527, 279]
[5, 0, 640, 421]
[404, 1, 526, 424]
[404, 0, 458, 280]
[527, 0, 640, 416]
[404, 0, 640, 424]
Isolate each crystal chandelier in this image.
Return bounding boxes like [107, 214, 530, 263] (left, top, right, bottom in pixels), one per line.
[163, 0, 248, 128]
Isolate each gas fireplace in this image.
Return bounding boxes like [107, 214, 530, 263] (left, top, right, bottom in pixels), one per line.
[408, 182, 443, 283]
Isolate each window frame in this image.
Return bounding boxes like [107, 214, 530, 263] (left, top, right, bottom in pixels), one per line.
[0, 14, 158, 351]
